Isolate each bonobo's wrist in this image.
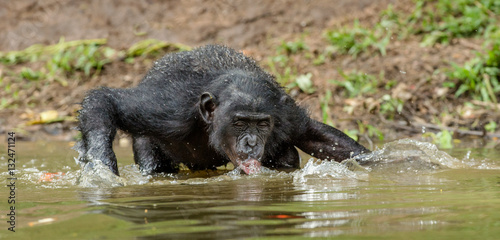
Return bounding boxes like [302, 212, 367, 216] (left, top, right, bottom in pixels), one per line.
[351, 151, 372, 164]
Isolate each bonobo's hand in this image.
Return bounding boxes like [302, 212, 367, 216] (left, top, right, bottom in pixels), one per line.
[352, 151, 373, 164]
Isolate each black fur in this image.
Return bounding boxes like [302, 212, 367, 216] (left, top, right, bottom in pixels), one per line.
[75, 45, 369, 176]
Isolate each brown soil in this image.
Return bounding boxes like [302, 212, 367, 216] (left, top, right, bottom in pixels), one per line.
[0, 0, 393, 51]
[1, 0, 498, 143]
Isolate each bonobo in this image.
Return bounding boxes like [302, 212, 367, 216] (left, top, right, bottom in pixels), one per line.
[75, 45, 369, 176]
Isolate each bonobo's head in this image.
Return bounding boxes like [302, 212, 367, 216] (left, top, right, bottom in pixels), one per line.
[199, 72, 282, 174]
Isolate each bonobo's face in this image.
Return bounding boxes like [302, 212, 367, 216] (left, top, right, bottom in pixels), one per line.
[222, 111, 273, 174]
[199, 91, 274, 174]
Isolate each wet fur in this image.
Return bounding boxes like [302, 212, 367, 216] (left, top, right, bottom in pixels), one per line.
[75, 45, 368, 175]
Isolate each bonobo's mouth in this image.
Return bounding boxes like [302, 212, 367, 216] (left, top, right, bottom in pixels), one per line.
[236, 158, 262, 174]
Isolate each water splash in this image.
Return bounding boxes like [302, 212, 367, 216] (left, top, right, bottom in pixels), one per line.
[10, 139, 497, 189]
[292, 139, 499, 184]
[364, 139, 498, 171]
[292, 159, 368, 184]
[76, 160, 127, 187]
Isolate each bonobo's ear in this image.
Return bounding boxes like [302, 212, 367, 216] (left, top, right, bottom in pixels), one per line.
[280, 95, 291, 104]
[200, 92, 216, 124]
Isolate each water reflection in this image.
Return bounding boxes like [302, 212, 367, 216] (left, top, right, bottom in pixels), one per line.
[3, 139, 500, 239]
[78, 172, 461, 239]
[76, 178, 307, 239]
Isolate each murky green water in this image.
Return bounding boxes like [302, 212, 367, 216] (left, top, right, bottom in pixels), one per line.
[1, 140, 499, 239]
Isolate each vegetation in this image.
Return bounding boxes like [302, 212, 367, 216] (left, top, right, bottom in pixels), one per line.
[264, 0, 500, 145]
[408, 0, 500, 46]
[0, 39, 188, 111]
[1, 0, 500, 147]
[325, 20, 391, 57]
[423, 130, 454, 149]
[266, 39, 308, 87]
[330, 70, 380, 98]
[446, 40, 500, 103]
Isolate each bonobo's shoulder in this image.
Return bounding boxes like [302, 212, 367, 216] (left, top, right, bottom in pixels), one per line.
[192, 44, 240, 56]
[152, 45, 265, 75]
[185, 44, 246, 60]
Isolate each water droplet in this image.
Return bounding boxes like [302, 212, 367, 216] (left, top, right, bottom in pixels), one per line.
[319, 149, 323, 153]
[464, 150, 471, 160]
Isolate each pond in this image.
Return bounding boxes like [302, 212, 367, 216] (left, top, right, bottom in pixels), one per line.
[0, 139, 499, 239]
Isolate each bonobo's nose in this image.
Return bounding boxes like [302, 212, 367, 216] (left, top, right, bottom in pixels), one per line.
[246, 135, 257, 147]
[242, 135, 258, 154]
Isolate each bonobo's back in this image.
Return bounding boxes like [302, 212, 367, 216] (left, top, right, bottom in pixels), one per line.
[138, 45, 278, 88]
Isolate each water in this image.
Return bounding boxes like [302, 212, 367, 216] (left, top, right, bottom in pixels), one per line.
[1, 139, 499, 239]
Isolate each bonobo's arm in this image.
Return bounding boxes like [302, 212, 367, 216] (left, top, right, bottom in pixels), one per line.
[295, 119, 369, 161]
[77, 88, 120, 175]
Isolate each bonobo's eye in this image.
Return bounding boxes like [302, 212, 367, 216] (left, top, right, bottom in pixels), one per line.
[233, 120, 246, 128]
[257, 121, 270, 129]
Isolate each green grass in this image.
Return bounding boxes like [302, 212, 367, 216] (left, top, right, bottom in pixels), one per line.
[408, 0, 500, 46]
[126, 39, 190, 59]
[0, 38, 187, 110]
[46, 42, 112, 82]
[446, 39, 500, 103]
[484, 121, 498, 132]
[287, 73, 315, 94]
[267, 39, 309, 88]
[422, 130, 454, 149]
[330, 70, 380, 98]
[320, 89, 334, 126]
[379, 94, 404, 119]
[277, 39, 308, 55]
[0, 38, 108, 64]
[20, 67, 43, 81]
[267, 57, 296, 87]
[324, 20, 391, 57]
[319, 0, 500, 138]
[357, 121, 385, 141]
[0, 38, 188, 82]
[324, 0, 500, 50]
